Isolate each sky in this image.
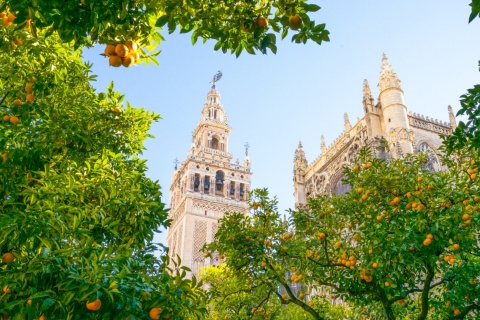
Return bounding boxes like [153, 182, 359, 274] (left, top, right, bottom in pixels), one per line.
[82, 1, 480, 245]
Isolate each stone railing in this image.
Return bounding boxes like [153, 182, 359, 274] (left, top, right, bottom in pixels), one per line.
[408, 112, 452, 135]
[200, 147, 233, 158]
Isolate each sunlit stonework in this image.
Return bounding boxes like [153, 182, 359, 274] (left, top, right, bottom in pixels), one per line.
[294, 54, 456, 207]
[166, 86, 252, 277]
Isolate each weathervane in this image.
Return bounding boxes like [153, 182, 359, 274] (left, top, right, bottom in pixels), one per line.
[174, 158, 179, 170]
[244, 142, 250, 156]
[210, 70, 223, 89]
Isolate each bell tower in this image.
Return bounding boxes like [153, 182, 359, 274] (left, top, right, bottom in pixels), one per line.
[166, 77, 252, 277]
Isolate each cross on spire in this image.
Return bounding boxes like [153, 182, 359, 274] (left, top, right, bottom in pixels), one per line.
[174, 158, 179, 170]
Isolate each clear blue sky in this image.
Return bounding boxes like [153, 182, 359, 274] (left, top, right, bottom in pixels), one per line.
[82, 1, 480, 245]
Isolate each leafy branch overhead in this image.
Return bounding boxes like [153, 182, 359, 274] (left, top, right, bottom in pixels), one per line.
[3, 0, 329, 60]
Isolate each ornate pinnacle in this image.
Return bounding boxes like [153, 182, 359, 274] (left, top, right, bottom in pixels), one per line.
[321, 135, 327, 154]
[344, 113, 351, 131]
[448, 105, 457, 130]
[363, 79, 372, 99]
[378, 53, 401, 92]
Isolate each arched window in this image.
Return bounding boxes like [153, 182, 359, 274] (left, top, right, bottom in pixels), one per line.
[331, 172, 351, 195]
[211, 136, 219, 150]
[417, 142, 440, 172]
[215, 171, 224, 194]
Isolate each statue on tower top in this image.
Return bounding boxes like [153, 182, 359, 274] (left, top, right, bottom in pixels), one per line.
[210, 71, 223, 89]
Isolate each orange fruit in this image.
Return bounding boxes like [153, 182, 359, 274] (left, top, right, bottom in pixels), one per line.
[357, 187, 363, 193]
[13, 99, 22, 106]
[25, 19, 31, 29]
[418, 177, 423, 182]
[446, 301, 451, 307]
[149, 308, 162, 320]
[85, 299, 101, 311]
[423, 238, 432, 246]
[28, 76, 37, 83]
[299, 292, 304, 299]
[2, 252, 14, 263]
[372, 262, 378, 268]
[125, 40, 138, 51]
[256, 17, 268, 27]
[26, 94, 34, 102]
[115, 44, 129, 57]
[3, 286, 10, 294]
[2, 153, 7, 163]
[113, 107, 121, 114]
[281, 293, 287, 299]
[308, 301, 314, 306]
[130, 51, 140, 61]
[104, 44, 116, 56]
[2, 16, 12, 27]
[9, 116, 19, 124]
[109, 55, 122, 67]
[453, 244, 460, 250]
[376, 215, 383, 221]
[7, 13, 15, 22]
[122, 55, 135, 68]
[385, 281, 390, 286]
[261, 261, 267, 268]
[288, 15, 302, 30]
[334, 242, 341, 248]
[453, 308, 460, 315]
[462, 213, 469, 221]
[39, 315, 45, 320]
[471, 173, 477, 180]
[27, 299, 32, 305]
[317, 232, 326, 240]
[353, 164, 360, 170]
[25, 84, 33, 93]
[426, 234, 434, 240]
[3, 115, 10, 121]
[0, 11, 5, 18]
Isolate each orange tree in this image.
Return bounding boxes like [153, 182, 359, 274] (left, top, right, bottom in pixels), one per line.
[0, 23, 205, 319]
[199, 264, 344, 319]
[1, 0, 329, 60]
[206, 149, 480, 320]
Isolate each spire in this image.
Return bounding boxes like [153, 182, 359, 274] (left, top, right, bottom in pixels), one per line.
[448, 105, 457, 130]
[321, 135, 327, 154]
[344, 113, 352, 131]
[378, 53, 402, 92]
[363, 79, 375, 114]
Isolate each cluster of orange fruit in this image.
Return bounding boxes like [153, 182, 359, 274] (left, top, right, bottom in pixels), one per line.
[279, 232, 293, 241]
[254, 14, 302, 30]
[1, 10, 15, 27]
[423, 233, 434, 246]
[104, 42, 140, 68]
[290, 271, 303, 283]
[360, 268, 373, 282]
[336, 254, 357, 269]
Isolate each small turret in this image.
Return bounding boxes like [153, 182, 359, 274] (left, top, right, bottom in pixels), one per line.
[293, 142, 308, 207]
[377, 54, 413, 155]
[448, 105, 457, 131]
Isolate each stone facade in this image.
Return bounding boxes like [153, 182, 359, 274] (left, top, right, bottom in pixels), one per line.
[166, 87, 252, 276]
[294, 54, 457, 207]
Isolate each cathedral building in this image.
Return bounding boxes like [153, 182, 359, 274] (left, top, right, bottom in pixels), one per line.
[166, 84, 252, 276]
[294, 54, 457, 207]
